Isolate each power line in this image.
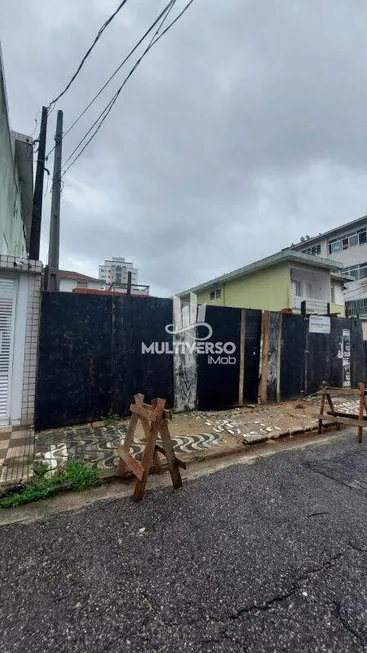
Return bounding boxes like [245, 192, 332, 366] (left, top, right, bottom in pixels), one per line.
[61, 0, 177, 172]
[46, 0, 176, 160]
[62, 0, 194, 178]
[48, 0, 130, 110]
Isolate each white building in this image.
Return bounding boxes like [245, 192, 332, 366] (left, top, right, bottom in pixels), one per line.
[98, 257, 138, 286]
[291, 215, 367, 277]
[0, 47, 42, 434]
[0, 45, 33, 258]
[291, 215, 367, 316]
[59, 270, 104, 293]
[59, 269, 150, 297]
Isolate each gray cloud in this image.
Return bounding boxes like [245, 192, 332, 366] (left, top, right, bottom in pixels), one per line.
[2, 0, 367, 295]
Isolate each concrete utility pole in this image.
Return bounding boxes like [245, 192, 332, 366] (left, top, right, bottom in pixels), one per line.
[29, 106, 48, 261]
[45, 109, 63, 291]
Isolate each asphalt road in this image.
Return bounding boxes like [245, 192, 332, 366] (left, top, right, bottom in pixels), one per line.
[0, 434, 366, 653]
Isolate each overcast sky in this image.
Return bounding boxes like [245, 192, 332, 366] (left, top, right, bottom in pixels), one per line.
[2, 0, 367, 295]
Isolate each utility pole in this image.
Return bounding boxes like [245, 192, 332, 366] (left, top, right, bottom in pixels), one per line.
[29, 106, 48, 260]
[127, 270, 132, 295]
[45, 109, 63, 291]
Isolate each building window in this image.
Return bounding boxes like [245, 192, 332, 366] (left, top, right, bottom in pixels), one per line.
[359, 229, 367, 244]
[344, 261, 367, 280]
[331, 284, 335, 303]
[302, 244, 321, 256]
[329, 228, 367, 254]
[209, 288, 221, 300]
[291, 279, 301, 297]
[329, 240, 342, 254]
[76, 281, 87, 288]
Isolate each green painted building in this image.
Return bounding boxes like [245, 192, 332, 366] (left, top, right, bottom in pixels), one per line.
[178, 249, 349, 316]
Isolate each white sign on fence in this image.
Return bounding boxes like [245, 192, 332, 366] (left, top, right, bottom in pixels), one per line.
[309, 315, 331, 334]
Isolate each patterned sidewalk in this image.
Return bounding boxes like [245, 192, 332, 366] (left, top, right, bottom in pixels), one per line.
[0, 396, 361, 486]
[0, 428, 34, 484]
[34, 424, 233, 474]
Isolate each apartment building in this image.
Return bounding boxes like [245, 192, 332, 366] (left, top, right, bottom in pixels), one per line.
[291, 215, 367, 316]
[98, 257, 138, 286]
[291, 215, 367, 279]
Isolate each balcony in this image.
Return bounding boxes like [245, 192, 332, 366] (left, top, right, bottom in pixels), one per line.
[292, 296, 329, 313]
[291, 268, 331, 313]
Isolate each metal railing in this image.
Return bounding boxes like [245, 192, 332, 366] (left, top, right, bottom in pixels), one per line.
[107, 282, 150, 296]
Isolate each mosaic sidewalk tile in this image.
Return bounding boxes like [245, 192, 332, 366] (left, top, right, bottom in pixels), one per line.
[35, 429, 226, 471]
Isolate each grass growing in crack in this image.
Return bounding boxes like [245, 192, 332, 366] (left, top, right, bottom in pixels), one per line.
[0, 461, 101, 509]
[100, 412, 121, 426]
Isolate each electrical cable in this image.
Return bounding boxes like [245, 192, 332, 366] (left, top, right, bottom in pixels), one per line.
[48, 0, 130, 109]
[46, 0, 176, 160]
[62, 0, 194, 178]
[61, 0, 176, 171]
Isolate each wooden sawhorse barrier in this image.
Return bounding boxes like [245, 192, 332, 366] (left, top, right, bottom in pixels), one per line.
[318, 382, 366, 443]
[117, 394, 186, 500]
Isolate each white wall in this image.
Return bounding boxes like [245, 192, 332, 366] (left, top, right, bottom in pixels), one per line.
[331, 281, 344, 305]
[0, 52, 27, 258]
[324, 242, 367, 267]
[296, 238, 329, 258]
[291, 267, 330, 300]
[59, 278, 103, 292]
[294, 220, 367, 268]
[0, 257, 42, 426]
[59, 278, 76, 292]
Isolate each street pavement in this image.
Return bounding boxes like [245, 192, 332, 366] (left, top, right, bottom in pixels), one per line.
[0, 433, 366, 652]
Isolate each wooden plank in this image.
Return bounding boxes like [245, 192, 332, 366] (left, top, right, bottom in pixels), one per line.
[318, 389, 326, 434]
[155, 443, 167, 457]
[326, 393, 340, 431]
[238, 309, 245, 407]
[133, 393, 145, 405]
[358, 383, 364, 444]
[326, 410, 367, 421]
[159, 420, 183, 489]
[259, 310, 270, 406]
[116, 412, 139, 476]
[152, 449, 161, 472]
[155, 443, 187, 469]
[140, 400, 170, 417]
[276, 312, 283, 404]
[174, 456, 186, 470]
[317, 415, 367, 428]
[139, 402, 172, 420]
[133, 398, 166, 501]
[318, 388, 360, 396]
[117, 447, 144, 481]
[133, 422, 159, 500]
[129, 404, 158, 422]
